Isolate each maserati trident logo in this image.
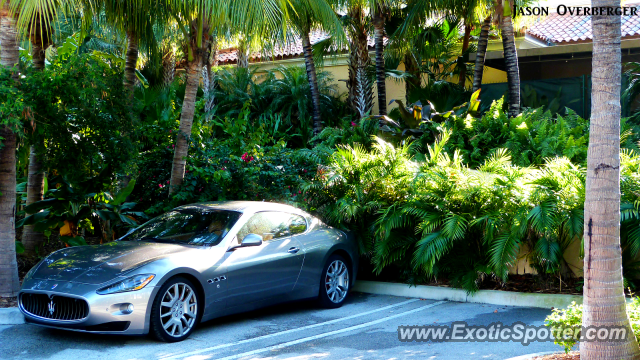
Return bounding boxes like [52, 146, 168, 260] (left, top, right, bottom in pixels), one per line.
[48, 299, 55, 315]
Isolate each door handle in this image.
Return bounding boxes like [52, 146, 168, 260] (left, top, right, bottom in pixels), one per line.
[288, 247, 300, 254]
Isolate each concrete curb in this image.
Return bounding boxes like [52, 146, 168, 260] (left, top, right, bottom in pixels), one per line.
[0, 307, 24, 325]
[353, 280, 582, 309]
[503, 351, 561, 360]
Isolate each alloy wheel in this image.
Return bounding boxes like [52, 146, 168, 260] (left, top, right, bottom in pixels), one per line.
[159, 282, 197, 337]
[325, 260, 349, 303]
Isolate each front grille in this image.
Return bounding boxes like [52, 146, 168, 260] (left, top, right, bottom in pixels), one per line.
[20, 293, 89, 321]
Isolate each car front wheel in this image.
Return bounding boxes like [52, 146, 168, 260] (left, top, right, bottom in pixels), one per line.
[318, 254, 351, 308]
[150, 276, 201, 342]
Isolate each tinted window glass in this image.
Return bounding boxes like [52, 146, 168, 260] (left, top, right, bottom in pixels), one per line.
[236, 212, 292, 243]
[289, 215, 307, 235]
[123, 208, 241, 246]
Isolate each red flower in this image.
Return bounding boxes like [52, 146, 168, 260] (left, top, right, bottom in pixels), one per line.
[351, 121, 357, 127]
[169, 130, 172, 133]
[298, 190, 302, 194]
[303, 169, 307, 173]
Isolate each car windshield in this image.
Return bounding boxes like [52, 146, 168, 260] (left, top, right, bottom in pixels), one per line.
[122, 208, 241, 246]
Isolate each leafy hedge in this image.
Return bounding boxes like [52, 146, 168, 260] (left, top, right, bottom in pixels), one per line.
[304, 110, 640, 293]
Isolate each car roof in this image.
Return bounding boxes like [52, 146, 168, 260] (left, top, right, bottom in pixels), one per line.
[177, 201, 309, 216]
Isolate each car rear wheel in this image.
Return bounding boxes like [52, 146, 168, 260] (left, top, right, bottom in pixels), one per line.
[318, 254, 350, 308]
[150, 276, 201, 342]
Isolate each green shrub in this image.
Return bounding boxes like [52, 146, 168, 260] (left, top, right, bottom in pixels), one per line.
[444, 99, 589, 168]
[545, 300, 640, 353]
[305, 128, 640, 293]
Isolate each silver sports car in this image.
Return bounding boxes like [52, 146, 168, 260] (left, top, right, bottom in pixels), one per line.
[18, 201, 358, 342]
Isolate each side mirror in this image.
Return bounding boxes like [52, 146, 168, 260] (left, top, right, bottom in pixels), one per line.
[240, 234, 263, 247]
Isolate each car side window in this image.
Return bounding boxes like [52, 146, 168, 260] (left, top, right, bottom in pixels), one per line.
[236, 212, 292, 243]
[289, 215, 307, 235]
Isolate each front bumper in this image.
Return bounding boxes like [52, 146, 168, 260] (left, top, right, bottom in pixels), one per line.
[19, 278, 158, 335]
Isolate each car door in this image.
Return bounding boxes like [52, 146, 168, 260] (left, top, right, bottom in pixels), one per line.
[224, 211, 305, 306]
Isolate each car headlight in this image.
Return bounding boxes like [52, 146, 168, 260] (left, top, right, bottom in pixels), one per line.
[96, 274, 155, 295]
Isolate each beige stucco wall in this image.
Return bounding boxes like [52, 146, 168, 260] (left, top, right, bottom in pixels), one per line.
[253, 55, 511, 115]
[253, 53, 407, 115]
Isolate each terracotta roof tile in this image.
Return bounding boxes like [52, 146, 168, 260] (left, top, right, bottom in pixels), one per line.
[217, 29, 379, 64]
[528, 4, 640, 44]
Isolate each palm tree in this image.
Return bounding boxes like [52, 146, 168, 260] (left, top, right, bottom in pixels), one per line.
[581, 0, 640, 358]
[16, 0, 57, 254]
[167, 0, 287, 194]
[346, 3, 373, 118]
[102, 0, 158, 95]
[14, 0, 83, 254]
[471, 15, 491, 92]
[494, 0, 519, 117]
[371, 2, 390, 115]
[0, 0, 21, 297]
[286, 0, 343, 136]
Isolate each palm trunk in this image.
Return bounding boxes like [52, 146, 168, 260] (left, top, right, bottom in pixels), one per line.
[347, 6, 373, 117]
[124, 30, 139, 94]
[581, 1, 640, 359]
[237, 39, 249, 69]
[32, 44, 45, 70]
[0, 3, 21, 297]
[169, 58, 201, 195]
[203, 38, 218, 118]
[301, 32, 323, 137]
[22, 147, 44, 255]
[373, 11, 387, 116]
[22, 27, 52, 255]
[472, 16, 491, 93]
[162, 48, 176, 87]
[458, 22, 472, 88]
[501, 16, 520, 118]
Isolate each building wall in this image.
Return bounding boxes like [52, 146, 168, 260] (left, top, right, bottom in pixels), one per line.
[253, 54, 408, 115]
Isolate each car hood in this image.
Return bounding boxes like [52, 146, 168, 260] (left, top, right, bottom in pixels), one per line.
[32, 241, 194, 284]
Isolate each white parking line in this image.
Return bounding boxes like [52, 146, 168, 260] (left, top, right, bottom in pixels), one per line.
[211, 301, 447, 360]
[160, 298, 421, 360]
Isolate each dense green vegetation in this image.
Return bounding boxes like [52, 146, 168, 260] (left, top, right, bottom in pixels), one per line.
[2, 0, 639, 300]
[6, 44, 640, 294]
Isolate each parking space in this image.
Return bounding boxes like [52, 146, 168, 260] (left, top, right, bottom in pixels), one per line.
[0, 293, 560, 359]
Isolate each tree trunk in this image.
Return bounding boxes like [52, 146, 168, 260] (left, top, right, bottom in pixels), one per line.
[501, 16, 520, 118]
[472, 16, 491, 93]
[162, 48, 176, 87]
[237, 39, 249, 69]
[346, 6, 373, 117]
[581, 1, 640, 359]
[124, 30, 139, 94]
[22, 147, 44, 255]
[301, 32, 323, 137]
[373, 11, 386, 116]
[32, 44, 45, 70]
[169, 59, 201, 195]
[23, 26, 52, 255]
[0, 3, 21, 297]
[458, 22, 472, 88]
[0, 126, 19, 297]
[203, 37, 218, 118]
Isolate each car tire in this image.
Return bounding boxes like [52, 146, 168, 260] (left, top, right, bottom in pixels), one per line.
[318, 254, 351, 308]
[150, 276, 202, 342]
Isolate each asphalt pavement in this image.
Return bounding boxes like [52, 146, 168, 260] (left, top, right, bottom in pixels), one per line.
[0, 293, 561, 360]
